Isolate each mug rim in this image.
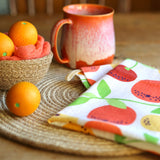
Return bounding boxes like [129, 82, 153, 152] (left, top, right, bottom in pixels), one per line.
[63, 3, 114, 17]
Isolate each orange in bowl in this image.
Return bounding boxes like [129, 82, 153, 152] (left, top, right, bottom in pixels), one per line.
[8, 21, 38, 47]
[0, 32, 15, 57]
[6, 81, 41, 117]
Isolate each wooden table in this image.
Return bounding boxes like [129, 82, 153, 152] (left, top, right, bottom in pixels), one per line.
[0, 13, 160, 160]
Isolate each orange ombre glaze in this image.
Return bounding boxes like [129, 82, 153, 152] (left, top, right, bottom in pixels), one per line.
[51, 4, 115, 69]
[76, 54, 114, 68]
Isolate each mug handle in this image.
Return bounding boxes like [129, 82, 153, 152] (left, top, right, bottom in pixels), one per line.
[51, 19, 72, 64]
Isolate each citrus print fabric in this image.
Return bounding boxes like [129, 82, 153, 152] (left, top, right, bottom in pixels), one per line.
[48, 59, 160, 155]
[77, 63, 118, 88]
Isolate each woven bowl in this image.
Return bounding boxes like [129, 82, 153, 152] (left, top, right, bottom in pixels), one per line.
[0, 52, 53, 90]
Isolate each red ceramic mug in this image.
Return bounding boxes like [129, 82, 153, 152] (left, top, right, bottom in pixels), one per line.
[51, 4, 115, 69]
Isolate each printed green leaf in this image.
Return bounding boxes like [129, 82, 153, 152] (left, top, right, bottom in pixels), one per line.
[142, 64, 155, 69]
[125, 61, 138, 70]
[144, 133, 159, 144]
[97, 80, 111, 98]
[151, 108, 160, 114]
[82, 80, 90, 89]
[124, 67, 130, 71]
[115, 135, 141, 144]
[83, 92, 97, 98]
[107, 99, 127, 109]
[69, 97, 90, 106]
[115, 135, 126, 144]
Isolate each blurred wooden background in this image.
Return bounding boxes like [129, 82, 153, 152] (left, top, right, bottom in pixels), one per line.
[27, 0, 160, 13]
[0, 0, 160, 16]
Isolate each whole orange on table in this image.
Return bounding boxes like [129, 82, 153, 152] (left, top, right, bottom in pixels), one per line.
[8, 21, 38, 47]
[0, 32, 15, 57]
[6, 82, 41, 117]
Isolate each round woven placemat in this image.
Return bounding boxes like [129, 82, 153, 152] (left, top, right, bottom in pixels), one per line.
[0, 59, 144, 157]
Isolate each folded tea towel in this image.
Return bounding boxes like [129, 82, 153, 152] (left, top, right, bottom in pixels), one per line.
[48, 59, 160, 155]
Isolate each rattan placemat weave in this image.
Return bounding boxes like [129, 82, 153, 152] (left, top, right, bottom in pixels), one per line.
[0, 60, 144, 157]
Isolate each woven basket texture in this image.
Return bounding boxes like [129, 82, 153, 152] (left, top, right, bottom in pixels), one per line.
[0, 52, 53, 90]
[0, 58, 144, 157]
